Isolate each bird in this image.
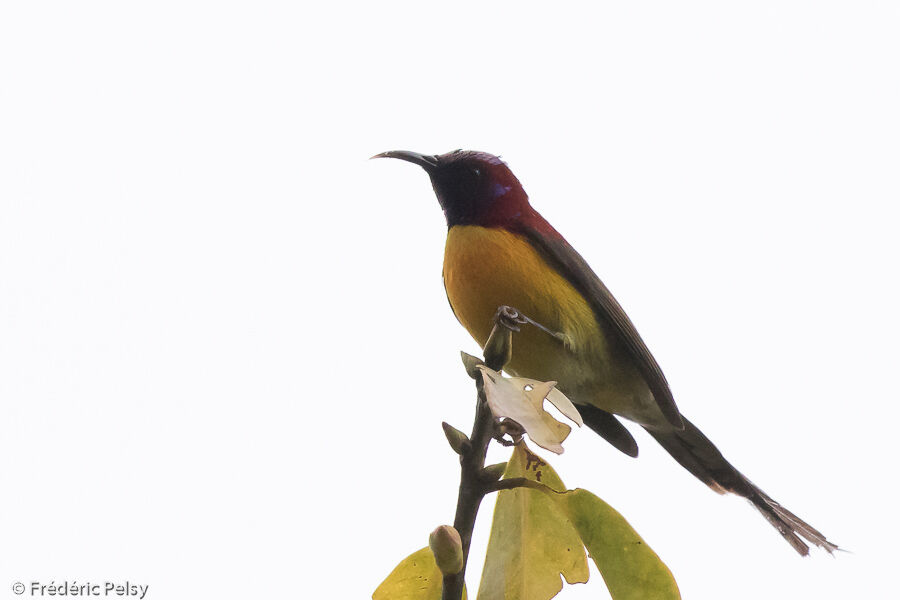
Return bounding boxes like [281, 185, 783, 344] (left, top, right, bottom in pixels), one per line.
[373, 148, 837, 556]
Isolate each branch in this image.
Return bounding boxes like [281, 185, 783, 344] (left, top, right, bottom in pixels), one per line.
[440, 309, 517, 600]
[486, 476, 559, 495]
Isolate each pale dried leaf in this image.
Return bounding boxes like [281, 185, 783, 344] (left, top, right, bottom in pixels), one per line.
[546, 387, 584, 427]
[476, 366, 581, 454]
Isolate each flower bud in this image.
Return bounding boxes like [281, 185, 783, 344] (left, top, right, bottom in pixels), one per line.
[429, 525, 464, 576]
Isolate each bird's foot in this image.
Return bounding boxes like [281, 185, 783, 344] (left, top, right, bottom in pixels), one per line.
[493, 305, 529, 332]
[492, 418, 524, 446]
[493, 305, 570, 347]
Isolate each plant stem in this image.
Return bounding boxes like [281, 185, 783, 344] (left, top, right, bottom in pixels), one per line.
[441, 319, 514, 600]
[488, 477, 556, 494]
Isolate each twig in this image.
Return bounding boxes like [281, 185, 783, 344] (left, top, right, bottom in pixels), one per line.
[440, 309, 517, 600]
[486, 476, 559, 495]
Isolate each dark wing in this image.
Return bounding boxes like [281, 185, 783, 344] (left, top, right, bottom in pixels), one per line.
[521, 227, 684, 429]
[578, 404, 639, 457]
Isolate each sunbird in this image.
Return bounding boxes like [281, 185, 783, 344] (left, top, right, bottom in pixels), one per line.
[374, 149, 837, 556]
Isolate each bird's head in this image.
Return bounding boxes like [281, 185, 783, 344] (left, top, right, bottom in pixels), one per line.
[373, 149, 532, 228]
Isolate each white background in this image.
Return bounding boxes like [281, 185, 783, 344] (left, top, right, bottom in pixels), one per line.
[1, 2, 897, 599]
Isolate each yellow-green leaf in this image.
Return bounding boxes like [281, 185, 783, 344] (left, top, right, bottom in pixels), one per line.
[374, 547, 468, 600]
[477, 444, 589, 600]
[553, 489, 681, 600]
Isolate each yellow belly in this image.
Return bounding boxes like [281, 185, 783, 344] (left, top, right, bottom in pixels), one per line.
[442, 225, 660, 423]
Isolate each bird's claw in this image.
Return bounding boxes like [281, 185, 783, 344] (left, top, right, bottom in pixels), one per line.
[493, 305, 528, 332]
[493, 305, 569, 346]
[492, 418, 524, 446]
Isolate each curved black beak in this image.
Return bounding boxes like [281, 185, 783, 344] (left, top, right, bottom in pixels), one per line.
[371, 150, 439, 172]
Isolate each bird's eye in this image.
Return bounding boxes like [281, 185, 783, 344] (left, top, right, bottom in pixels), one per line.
[472, 168, 481, 177]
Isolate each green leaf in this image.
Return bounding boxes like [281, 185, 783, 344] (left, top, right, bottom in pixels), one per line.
[374, 547, 468, 600]
[477, 444, 589, 600]
[553, 489, 681, 600]
[478, 443, 680, 600]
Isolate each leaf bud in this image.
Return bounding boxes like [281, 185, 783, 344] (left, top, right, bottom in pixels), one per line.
[482, 462, 507, 482]
[460, 351, 484, 379]
[483, 324, 513, 370]
[442, 422, 471, 455]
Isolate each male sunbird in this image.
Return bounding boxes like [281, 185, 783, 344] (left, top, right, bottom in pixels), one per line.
[374, 149, 837, 556]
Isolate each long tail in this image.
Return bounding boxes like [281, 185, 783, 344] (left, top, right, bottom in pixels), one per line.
[645, 415, 838, 556]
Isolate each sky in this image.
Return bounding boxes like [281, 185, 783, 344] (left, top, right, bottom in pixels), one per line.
[1, 2, 898, 599]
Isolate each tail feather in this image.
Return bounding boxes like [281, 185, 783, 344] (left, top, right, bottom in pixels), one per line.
[645, 416, 838, 555]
